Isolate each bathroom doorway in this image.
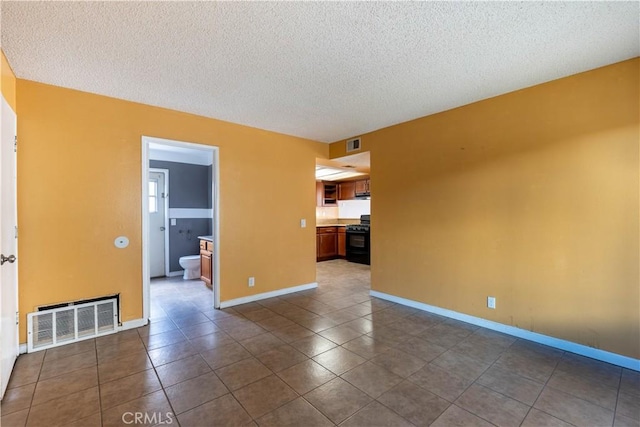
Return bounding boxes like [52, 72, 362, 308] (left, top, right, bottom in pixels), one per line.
[141, 136, 220, 321]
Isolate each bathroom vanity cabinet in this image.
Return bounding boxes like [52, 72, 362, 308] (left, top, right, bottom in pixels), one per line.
[199, 239, 213, 288]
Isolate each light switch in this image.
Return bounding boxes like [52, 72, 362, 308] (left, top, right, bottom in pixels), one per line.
[171, 218, 177, 226]
[487, 296, 496, 309]
[300, 219, 306, 228]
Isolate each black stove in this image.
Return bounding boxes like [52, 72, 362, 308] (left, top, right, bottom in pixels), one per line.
[346, 215, 370, 232]
[345, 223, 370, 232]
[346, 215, 370, 265]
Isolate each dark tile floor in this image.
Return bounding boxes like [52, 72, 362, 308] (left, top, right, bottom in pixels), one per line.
[1, 260, 639, 426]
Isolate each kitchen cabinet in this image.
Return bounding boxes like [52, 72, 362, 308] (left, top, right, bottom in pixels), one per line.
[355, 179, 370, 196]
[200, 239, 213, 289]
[316, 226, 338, 261]
[316, 181, 324, 206]
[317, 226, 346, 261]
[338, 181, 356, 200]
[323, 183, 338, 205]
[319, 178, 369, 203]
[316, 181, 337, 206]
[338, 227, 346, 257]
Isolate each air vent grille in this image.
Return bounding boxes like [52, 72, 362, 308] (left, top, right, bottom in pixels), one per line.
[346, 137, 361, 152]
[27, 298, 118, 352]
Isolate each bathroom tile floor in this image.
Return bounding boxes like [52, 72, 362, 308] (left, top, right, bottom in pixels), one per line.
[2, 260, 638, 426]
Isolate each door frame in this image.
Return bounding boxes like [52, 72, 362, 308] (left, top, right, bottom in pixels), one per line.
[141, 136, 220, 320]
[148, 168, 170, 277]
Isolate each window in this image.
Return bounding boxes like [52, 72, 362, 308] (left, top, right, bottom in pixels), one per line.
[149, 180, 158, 213]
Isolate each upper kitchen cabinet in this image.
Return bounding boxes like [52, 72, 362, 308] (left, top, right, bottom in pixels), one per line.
[316, 181, 323, 206]
[355, 179, 370, 197]
[338, 181, 356, 200]
[316, 181, 338, 206]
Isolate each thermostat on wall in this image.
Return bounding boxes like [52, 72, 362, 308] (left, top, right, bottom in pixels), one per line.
[114, 236, 129, 249]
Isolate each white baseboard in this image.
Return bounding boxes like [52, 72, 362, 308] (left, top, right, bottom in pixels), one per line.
[220, 282, 318, 309]
[370, 290, 640, 372]
[120, 318, 148, 330]
[167, 271, 184, 277]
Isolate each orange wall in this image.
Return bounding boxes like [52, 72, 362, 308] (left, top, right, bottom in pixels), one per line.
[331, 59, 639, 358]
[16, 80, 328, 342]
[1, 51, 17, 110]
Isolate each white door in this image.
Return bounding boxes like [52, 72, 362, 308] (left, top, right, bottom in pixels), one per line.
[0, 96, 18, 399]
[149, 171, 166, 278]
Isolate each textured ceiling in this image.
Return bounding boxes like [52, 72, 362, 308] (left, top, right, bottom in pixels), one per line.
[2, 1, 638, 143]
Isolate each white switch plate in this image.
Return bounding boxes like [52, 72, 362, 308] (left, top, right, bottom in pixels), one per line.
[170, 218, 177, 226]
[300, 219, 306, 228]
[248, 277, 255, 287]
[487, 296, 496, 309]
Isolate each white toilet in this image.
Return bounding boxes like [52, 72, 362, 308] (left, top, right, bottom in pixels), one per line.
[179, 255, 201, 280]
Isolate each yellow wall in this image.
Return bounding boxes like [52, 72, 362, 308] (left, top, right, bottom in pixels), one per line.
[1, 51, 17, 110]
[331, 59, 640, 358]
[16, 80, 328, 342]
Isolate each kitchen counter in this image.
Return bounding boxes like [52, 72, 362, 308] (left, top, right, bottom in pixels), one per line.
[317, 224, 347, 228]
[197, 235, 213, 242]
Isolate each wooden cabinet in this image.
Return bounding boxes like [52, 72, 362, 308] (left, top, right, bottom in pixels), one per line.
[338, 227, 346, 257]
[316, 181, 338, 206]
[324, 178, 369, 201]
[316, 181, 324, 207]
[316, 227, 338, 261]
[317, 226, 346, 260]
[199, 239, 213, 288]
[355, 179, 370, 196]
[318, 233, 337, 259]
[323, 183, 337, 206]
[338, 181, 356, 200]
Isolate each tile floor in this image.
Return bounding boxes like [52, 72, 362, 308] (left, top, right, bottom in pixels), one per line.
[1, 260, 639, 426]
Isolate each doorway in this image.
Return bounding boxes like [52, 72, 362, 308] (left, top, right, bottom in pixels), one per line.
[142, 136, 220, 321]
[0, 96, 18, 399]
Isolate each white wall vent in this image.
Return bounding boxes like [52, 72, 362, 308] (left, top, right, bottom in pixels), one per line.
[27, 298, 118, 352]
[346, 137, 361, 152]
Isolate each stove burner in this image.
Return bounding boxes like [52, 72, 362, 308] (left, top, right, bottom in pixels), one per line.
[346, 224, 370, 232]
[346, 214, 370, 232]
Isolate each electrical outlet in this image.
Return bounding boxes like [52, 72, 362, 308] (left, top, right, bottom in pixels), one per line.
[248, 277, 255, 287]
[300, 219, 306, 228]
[487, 296, 496, 309]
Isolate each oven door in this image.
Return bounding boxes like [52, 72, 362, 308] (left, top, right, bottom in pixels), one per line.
[346, 230, 370, 265]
